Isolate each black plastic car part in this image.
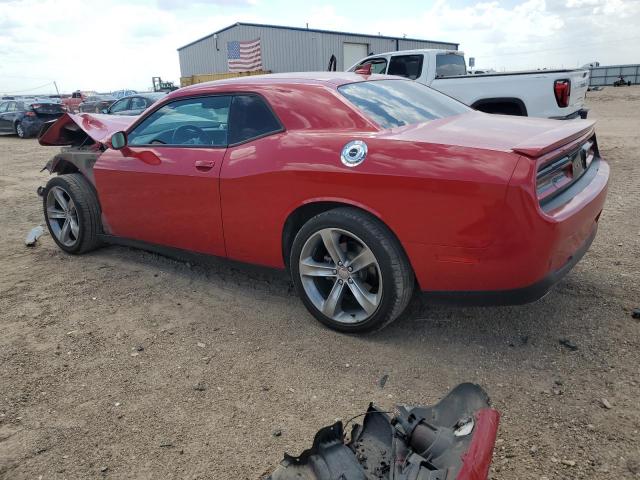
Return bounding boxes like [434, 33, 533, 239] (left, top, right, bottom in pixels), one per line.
[267, 383, 499, 480]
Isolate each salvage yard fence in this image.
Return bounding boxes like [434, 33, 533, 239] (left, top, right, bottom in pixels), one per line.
[180, 70, 272, 87]
[588, 64, 640, 86]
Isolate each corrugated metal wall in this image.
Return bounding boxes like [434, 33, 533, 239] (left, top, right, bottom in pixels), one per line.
[588, 64, 640, 86]
[178, 24, 457, 77]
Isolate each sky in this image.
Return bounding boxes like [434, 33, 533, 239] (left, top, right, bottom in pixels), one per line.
[1, 0, 639, 94]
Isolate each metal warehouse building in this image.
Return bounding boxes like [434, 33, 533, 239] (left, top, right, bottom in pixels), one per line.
[178, 22, 458, 80]
[588, 63, 639, 86]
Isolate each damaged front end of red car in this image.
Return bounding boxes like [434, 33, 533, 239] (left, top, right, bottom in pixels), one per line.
[268, 383, 499, 480]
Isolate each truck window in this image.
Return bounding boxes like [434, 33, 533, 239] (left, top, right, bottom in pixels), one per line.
[436, 53, 467, 78]
[388, 55, 424, 80]
[354, 58, 387, 74]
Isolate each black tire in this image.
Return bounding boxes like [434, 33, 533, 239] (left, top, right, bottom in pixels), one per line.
[290, 207, 414, 333]
[43, 174, 102, 254]
[15, 121, 27, 138]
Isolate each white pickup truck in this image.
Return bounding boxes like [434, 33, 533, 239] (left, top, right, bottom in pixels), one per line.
[348, 49, 590, 120]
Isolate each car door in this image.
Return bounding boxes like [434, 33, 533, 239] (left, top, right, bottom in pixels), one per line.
[3, 102, 20, 132]
[93, 94, 231, 256]
[0, 102, 9, 132]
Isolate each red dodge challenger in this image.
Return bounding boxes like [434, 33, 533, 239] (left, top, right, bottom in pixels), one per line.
[38, 73, 609, 333]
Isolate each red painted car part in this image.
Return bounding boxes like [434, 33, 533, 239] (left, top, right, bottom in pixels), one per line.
[456, 409, 501, 480]
[38, 73, 609, 298]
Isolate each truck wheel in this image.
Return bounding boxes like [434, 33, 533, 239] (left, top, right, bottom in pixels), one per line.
[290, 207, 414, 333]
[43, 174, 102, 254]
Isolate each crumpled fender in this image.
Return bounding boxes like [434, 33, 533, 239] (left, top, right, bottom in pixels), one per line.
[38, 113, 137, 147]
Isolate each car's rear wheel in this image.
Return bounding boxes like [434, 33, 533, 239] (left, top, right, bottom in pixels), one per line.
[290, 207, 414, 333]
[43, 174, 102, 254]
[15, 121, 26, 138]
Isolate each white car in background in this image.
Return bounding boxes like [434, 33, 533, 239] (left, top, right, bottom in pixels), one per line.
[349, 49, 590, 120]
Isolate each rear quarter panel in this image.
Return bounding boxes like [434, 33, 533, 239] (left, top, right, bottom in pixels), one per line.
[219, 130, 520, 275]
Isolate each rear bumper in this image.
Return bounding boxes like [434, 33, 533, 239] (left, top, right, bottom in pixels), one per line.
[421, 224, 596, 306]
[550, 108, 589, 120]
[409, 156, 609, 303]
[21, 117, 46, 137]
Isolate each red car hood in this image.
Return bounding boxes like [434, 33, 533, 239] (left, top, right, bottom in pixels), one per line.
[383, 112, 595, 158]
[39, 113, 137, 146]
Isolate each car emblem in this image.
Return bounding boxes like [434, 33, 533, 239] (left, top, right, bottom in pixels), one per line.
[341, 140, 367, 167]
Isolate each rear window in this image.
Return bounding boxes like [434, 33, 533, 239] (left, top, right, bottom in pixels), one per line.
[338, 79, 470, 129]
[30, 102, 64, 113]
[436, 53, 467, 77]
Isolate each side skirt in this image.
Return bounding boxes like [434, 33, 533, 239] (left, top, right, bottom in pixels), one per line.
[97, 234, 288, 279]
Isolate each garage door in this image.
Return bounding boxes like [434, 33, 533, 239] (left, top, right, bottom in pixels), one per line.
[343, 42, 368, 70]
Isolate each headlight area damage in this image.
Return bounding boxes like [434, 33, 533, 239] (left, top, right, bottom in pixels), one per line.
[37, 113, 137, 182]
[268, 383, 499, 480]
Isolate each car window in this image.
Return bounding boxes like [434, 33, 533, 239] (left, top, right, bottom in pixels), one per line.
[6, 102, 17, 112]
[0, 102, 7, 113]
[228, 95, 282, 145]
[130, 97, 147, 110]
[338, 79, 470, 129]
[109, 98, 130, 113]
[436, 53, 467, 78]
[388, 55, 423, 80]
[127, 95, 231, 147]
[356, 58, 387, 74]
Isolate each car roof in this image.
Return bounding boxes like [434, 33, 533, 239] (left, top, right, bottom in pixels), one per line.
[363, 48, 465, 57]
[175, 72, 401, 96]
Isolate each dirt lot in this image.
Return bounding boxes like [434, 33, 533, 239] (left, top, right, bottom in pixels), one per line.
[1, 86, 639, 480]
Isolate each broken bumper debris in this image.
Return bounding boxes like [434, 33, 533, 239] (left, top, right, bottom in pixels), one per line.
[268, 383, 499, 480]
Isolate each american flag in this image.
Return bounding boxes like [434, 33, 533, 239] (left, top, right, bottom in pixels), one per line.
[227, 38, 263, 72]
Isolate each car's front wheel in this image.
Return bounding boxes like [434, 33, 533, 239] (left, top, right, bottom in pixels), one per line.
[290, 207, 414, 333]
[43, 174, 102, 254]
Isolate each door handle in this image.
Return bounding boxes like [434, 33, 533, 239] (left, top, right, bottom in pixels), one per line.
[195, 160, 215, 171]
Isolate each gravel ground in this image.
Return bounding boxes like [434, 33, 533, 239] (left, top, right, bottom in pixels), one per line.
[1, 86, 639, 480]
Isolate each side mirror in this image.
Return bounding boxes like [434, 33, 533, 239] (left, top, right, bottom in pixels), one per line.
[110, 131, 127, 150]
[102, 108, 109, 114]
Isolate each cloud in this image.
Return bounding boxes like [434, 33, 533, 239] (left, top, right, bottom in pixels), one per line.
[156, 0, 254, 10]
[0, 0, 638, 94]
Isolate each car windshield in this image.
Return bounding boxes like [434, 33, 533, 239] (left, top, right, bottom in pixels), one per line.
[338, 79, 470, 129]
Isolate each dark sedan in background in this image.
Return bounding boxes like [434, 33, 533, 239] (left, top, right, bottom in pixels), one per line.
[0, 99, 65, 138]
[78, 95, 117, 113]
[105, 92, 167, 115]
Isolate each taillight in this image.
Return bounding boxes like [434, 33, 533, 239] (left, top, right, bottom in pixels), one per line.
[554, 79, 571, 108]
[536, 138, 596, 202]
[536, 156, 573, 200]
[25, 111, 37, 117]
[582, 141, 595, 169]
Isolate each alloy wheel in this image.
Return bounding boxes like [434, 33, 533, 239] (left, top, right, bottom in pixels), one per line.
[46, 186, 80, 247]
[15, 123, 24, 138]
[299, 228, 382, 324]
